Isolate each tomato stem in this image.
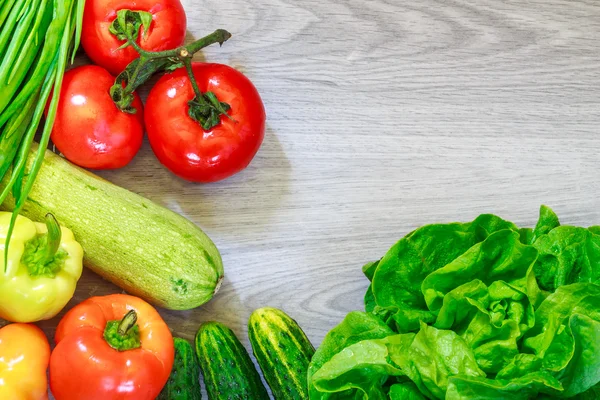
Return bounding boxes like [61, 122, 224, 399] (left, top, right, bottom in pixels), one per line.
[118, 310, 138, 335]
[124, 33, 145, 55]
[147, 29, 231, 59]
[109, 19, 232, 130]
[183, 58, 204, 105]
[182, 57, 235, 129]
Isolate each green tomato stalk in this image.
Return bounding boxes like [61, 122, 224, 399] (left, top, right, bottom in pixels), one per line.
[108, 10, 233, 130]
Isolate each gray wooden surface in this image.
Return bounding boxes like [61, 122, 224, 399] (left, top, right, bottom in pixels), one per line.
[10, 0, 600, 397]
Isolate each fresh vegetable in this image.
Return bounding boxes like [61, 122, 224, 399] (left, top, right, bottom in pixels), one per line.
[106, 22, 231, 119]
[158, 337, 202, 400]
[0, 323, 51, 400]
[145, 63, 266, 183]
[0, 0, 84, 260]
[1, 144, 224, 310]
[81, 0, 187, 75]
[309, 206, 600, 399]
[49, 65, 144, 169]
[307, 312, 395, 400]
[99, 10, 233, 135]
[50, 294, 175, 400]
[195, 321, 269, 400]
[100, 13, 264, 183]
[0, 212, 83, 322]
[248, 307, 315, 399]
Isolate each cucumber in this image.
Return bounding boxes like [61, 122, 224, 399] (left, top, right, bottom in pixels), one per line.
[195, 321, 269, 400]
[158, 338, 202, 400]
[248, 307, 315, 400]
[1, 145, 223, 310]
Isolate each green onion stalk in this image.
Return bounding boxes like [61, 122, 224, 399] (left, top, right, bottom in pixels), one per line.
[0, 0, 85, 267]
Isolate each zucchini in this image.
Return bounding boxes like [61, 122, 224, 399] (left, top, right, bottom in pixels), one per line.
[1, 145, 223, 310]
[248, 307, 315, 400]
[195, 321, 269, 400]
[158, 337, 202, 400]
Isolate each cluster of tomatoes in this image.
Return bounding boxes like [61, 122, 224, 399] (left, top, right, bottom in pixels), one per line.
[51, 0, 266, 183]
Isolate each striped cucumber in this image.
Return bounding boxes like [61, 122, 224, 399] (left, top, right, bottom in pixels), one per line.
[248, 307, 315, 400]
[157, 338, 202, 400]
[195, 321, 269, 400]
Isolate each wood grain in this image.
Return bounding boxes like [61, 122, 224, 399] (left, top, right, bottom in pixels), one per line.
[4, 0, 600, 397]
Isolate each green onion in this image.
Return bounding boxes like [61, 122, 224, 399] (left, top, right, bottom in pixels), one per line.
[0, 0, 85, 268]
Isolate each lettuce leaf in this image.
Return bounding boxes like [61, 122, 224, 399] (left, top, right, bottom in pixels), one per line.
[371, 215, 518, 331]
[388, 382, 426, 400]
[311, 322, 484, 400]
[312, 334, 413, 398]
[420, 230, 539, 372]
[445, 371, 563, 399]
[531, 204, 561, 244]
[309, 206, 600, 400]
[572, 383, 600, 399]
[392, 322, 485, 399]
[308, 312, 394, 400]
[533, 226, 600, 292]
[523, 284, 600, 397]
[421, 230, 538, 311]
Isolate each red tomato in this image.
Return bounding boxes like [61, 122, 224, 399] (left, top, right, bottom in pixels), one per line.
[145, 63, 266, 183]
[82, 0, 187, 75]
[50, 65, 144, 170]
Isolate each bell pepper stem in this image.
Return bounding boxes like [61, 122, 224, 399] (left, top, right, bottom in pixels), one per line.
[118, 310, 138, 335]
[104, 310, 142, 351]
[43, 213, 61, 265]
[20, 213, 67, 278]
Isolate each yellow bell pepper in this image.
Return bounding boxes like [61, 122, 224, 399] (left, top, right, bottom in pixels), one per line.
[0, 212, 83, 322]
